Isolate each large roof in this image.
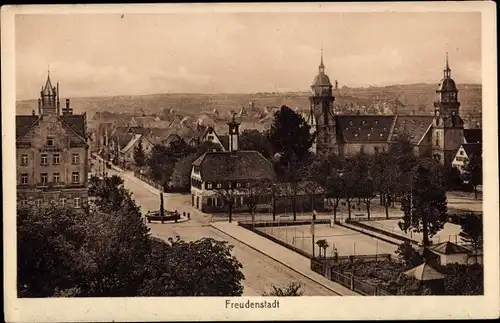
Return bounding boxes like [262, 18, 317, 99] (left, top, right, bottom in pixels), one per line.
[428, 241, 470, 255]
[391, 115, 434, 144]
[192, 151, 276, 182]
[16, 114, 86, 141]
[60, 115, 86, 139]
[464, 128, 482, 144]
[116, 133, 135, 150]
[336, 115, 394, 143]
[16, 115, 39, 139]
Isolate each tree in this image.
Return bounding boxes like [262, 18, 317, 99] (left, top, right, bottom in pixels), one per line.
[459, 213, 483, 263]
[267, 106, 315, 220]
[316, 239, 329, 258]
[463, 155, 482, 199]
[133, 138, 147, 168]
[140, 237, 245, 296]
[373, 153, 401, 219]
[216, 188, 237, 223]
[262, 282, 304, 296]
[239, 129, 273, 159]
[395, 241, 423, 269]
[17, 205, 88, 297]
[147, 144, 176, 185]
[242, 180, 271, 222]
[399, 164, 448, 247]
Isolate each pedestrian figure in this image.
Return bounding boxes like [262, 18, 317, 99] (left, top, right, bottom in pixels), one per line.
[188, 212, 191, 220]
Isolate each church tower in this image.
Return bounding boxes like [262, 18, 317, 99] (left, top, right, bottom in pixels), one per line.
[38, 70, 60, 116]
[309, 50, 337, 156]
[432, 53, 464, 166]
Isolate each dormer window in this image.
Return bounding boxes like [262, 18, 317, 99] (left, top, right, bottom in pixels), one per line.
[46, 137, 55, 147]
[217, 183, 222, 189]
[206, 182, 213, 190]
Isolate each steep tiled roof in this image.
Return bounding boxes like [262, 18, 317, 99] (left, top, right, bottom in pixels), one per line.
[60, 115, 86, 139]
[110, 126, 132, 137]
[192, 151, 276, 182]
[16, 115, 39, 139]
[464, 129, 482, 144]
[337, 115, 394, 143]
[428, 241, 470, 255]
[116, 133, 135, 150]
[461, 143, 482, 159]
[391, 115, 434, 144]
[121, 134, 142, 153]
[219, 135, 229, 150]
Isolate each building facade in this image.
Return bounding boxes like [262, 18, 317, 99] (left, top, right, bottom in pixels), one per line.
[16, 73, 89, 209]
[308, 52, 466, 168]
[190, 116, 276, 212]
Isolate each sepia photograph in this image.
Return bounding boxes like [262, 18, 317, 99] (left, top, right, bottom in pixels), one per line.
[2, 2, 498, 322]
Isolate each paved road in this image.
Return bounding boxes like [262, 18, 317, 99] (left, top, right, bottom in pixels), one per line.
[95, 167, 337, 296]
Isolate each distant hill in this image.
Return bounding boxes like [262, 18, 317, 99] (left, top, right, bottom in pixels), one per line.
[16, 83, 482, 132]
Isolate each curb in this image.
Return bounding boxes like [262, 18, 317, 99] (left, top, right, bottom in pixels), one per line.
[210, 223, 356, 296]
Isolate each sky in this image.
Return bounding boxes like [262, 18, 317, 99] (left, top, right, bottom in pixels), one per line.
[15, 12, 482, 100]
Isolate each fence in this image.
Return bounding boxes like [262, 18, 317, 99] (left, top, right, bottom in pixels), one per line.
[310, 258, 395, 296]
[133, 171, 164, 192]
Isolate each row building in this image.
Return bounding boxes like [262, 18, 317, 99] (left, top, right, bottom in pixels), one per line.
[307, 52, 481, 167]
[16, 72, 89, 209]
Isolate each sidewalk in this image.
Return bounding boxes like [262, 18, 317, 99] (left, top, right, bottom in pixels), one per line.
[211, 222, 358, 296]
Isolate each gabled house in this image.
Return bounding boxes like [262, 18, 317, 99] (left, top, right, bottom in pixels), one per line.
[452, 143, 482, 174]
[113, 133, 155, 169]
[16, 72, 89, 209]
[190, 117, 276, 212]
[184, 124, 226, 151]
[427, 241, 473, 265]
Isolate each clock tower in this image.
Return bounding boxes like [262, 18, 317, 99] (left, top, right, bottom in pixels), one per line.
[309, 50, 337, 156]
[432, 53, 464, 166]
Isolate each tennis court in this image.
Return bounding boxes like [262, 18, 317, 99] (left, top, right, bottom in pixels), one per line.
[364, 219, 465, 245]
[257, 223, 398, 257]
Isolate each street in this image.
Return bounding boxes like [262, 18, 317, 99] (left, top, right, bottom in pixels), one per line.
[96, 167, 338, 296]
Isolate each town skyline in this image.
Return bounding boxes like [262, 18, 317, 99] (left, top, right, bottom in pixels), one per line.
[16, 12, 481, 100]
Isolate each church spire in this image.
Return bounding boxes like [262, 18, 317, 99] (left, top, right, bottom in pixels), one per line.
[319, 49, 325, 74]
[444, 52, 451, 79]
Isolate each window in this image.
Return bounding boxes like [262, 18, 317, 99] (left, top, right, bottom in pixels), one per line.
[459, 150, 464, 156]
[35, 199, 42, 208]
[60, 198, 66, 206]
[360, 145, 365, 153]
[46, 137, 55, 147]
[207, 135, 214, 141]
[53, 173, 60, 184]
[53, 154, 60, 165]
[20, 173, 28, 185]
[216, 183, 222, 189]
[19, 200, 27, 207]
[206, 182, 213, 190]
[74, 197, 81, 209]
[236, 182, 241, 188]
[228, 182, 232, 188]
[72, 153, 80, 164]
[374, 146, 379, 154]
[41, 154, 48, 165]
[207, 197, 213, 207]
[21, 154, 28, 166]
[41, 173, 48, 184]
[72, 172, 80, 184]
